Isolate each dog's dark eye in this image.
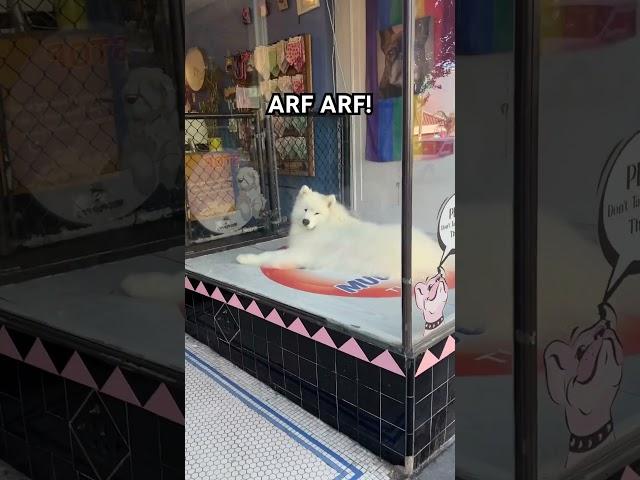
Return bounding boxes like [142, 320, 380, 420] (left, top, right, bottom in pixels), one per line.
[304, 209, 307, 212]
[315, 213, 320, 216]
[576, 345, 587, 361]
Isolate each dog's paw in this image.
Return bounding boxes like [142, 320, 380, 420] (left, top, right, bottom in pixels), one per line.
[236, 253, 259, 265]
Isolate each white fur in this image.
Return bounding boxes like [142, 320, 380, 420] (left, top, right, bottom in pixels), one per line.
[120, 271, 184, 305]
[237, 185, 449, 280]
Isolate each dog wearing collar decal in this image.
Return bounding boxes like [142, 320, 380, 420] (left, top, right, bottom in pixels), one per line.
[543, 303, 623, 467]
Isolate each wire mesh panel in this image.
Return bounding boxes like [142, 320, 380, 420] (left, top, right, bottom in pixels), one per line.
[184, 112, 350, 251]
[185, 113, 277, 247]
[271, 114, 349, 225]
[0, 0, 182, 258]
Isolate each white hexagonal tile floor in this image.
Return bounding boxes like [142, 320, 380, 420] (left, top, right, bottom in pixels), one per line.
[186, 334, 399, 480]
[185, 334, 454, 480]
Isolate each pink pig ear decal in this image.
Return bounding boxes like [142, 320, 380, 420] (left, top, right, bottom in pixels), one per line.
[544, 340, 578, 406]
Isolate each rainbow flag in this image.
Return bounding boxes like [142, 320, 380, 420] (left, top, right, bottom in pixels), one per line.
[366, 0, 454, 162]
[456, 0, 513, 55]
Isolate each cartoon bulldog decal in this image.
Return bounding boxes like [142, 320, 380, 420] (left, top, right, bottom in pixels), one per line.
[414, 194, 455, 335]
[415, 266, 448, 331]
[544, 303, 623, 467]
[543, 132, 640, 470]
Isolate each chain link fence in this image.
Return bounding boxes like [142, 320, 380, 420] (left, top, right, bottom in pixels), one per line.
[184, 112, 350, 251]
[0, 0, 182, 257]
[185, 113, 275, 246]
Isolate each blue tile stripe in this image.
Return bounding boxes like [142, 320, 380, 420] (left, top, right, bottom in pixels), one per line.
[185, 349, 363, 480]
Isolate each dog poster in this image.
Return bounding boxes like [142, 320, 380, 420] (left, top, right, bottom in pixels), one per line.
[366, 0, 454, 162]
[377, 17, 434, 99]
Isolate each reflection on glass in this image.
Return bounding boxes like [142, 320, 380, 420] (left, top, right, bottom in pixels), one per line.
[537, 2, 640, 477]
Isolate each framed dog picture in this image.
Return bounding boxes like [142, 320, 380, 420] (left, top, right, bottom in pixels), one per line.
[296, 0, 319, 16]
[277, 0, 289, 11]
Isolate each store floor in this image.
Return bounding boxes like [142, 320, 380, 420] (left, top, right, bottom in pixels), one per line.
[185, 334, 453, 479]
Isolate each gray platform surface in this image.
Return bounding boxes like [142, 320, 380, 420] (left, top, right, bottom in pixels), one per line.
[0, 247, 184, 371]
[186, 238, 455, 347]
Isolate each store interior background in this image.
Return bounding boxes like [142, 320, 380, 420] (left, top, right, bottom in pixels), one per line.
[185, 0, 455, 235]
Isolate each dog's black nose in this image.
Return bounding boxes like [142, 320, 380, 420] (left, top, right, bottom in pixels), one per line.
[126, 95, 138, 104]
[302, 219, 310, 226]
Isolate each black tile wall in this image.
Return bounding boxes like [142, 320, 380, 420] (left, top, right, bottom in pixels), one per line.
[412, 353, 456, 471]
[0, 321, 185, 480]
[187, 277, 455, 470]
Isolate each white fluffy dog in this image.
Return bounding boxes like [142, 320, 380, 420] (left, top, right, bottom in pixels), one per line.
[237, 185, 447, 280]
[122, 67, 181, 196]
[236, 166, 266, 221]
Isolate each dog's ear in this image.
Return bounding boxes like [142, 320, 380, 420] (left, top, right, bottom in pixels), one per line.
[299, 185, 311, 196]
[327, 194, 336, 208]
[380, 29, 392, 51]
[543, 340, 577, 406]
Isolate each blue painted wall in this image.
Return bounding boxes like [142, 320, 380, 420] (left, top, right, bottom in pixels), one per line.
[186, 0, 335, 98]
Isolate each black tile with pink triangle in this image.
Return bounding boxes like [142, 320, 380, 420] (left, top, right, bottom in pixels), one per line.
[0, 318, 183, 480]
[185, 273, 455, 470]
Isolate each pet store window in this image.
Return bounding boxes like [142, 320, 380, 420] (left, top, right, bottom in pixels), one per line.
[185, 0, 455, 473]
[0, 0, 183, 279]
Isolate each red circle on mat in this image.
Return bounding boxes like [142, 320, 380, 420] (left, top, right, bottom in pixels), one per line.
[260, 266, 456, 298]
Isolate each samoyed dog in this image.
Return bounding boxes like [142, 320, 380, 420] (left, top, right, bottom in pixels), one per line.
[236, 185, 448, 280]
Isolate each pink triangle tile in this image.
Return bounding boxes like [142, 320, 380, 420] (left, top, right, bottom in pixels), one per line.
[195, 282, 209, 296]
[227, 294, 244, 310]
[25, 338, 58, 375]
[416, 351, 439, 377]
[211, 287, 226, 303]
[184, 277, 194, 290]
[0, 326, 22, 360]
[287, 318, 310, 338]
[144, 383, 185, 425]
[246, 300, 264, 318]
[622, 467, 640, 480]
[439, 336, 455, 360]
[312, 327, 337, 349]
[265, 309, 286, 327]
[61, 352, 99, 390]
[101, 367, 141, 406]
[338, 338, 369, 362]
[371, 350, 405, 377]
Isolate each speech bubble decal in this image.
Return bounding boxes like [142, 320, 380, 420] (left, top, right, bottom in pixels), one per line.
[598, 131, 640, 301]
[437, 194, 456, 266]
